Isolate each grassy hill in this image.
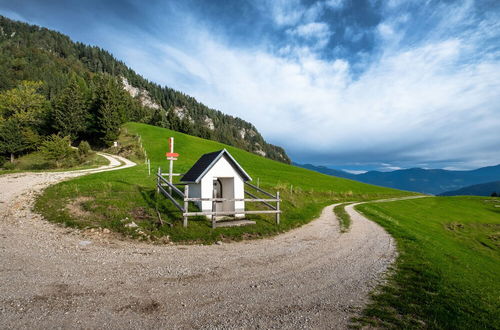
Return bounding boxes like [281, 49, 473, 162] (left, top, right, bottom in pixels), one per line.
[35, 122, 415, 243]
[440, 181, 500, 197]
[356, 196, 500, 329]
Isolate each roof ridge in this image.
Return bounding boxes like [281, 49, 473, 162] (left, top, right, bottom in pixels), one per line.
[180, 149, 252, 183]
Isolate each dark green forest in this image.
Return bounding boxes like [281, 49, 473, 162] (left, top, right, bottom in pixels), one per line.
[0, 16, 290, 164]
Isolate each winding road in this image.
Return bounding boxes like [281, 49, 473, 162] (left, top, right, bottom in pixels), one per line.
[1, 155, 403, 329]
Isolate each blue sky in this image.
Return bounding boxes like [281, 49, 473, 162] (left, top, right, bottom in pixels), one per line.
[1, 0, 499, 171]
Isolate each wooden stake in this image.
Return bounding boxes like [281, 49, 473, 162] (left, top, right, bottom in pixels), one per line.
[212, 199, 216, 229]
[156, 167, 161, 194]
[276, 191, 280, 225]
[183, 185, 189, 228]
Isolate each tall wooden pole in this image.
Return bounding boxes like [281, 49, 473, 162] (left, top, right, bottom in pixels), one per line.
[168, 137, 174, 195]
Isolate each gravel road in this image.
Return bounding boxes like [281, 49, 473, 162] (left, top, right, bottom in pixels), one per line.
[0, 156, 400, 329]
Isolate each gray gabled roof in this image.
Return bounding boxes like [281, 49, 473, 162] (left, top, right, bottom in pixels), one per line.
[181, 149, 252, 183]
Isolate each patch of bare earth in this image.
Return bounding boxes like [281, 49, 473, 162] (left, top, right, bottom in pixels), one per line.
[66, 196, 94, 219]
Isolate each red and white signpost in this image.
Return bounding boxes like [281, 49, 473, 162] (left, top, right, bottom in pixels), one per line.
[166, 137, 179, 193]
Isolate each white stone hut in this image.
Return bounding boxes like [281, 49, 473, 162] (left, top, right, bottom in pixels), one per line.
[180, 149, 252, 218]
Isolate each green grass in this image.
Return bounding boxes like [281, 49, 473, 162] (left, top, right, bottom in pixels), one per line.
[355, 196, 500, 329]
[35, 122, 415, 244]
[333, 203, 352, 233]
[0, 151, 108, 175]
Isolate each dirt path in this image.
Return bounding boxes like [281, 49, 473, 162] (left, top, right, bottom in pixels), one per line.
[1, 159, 407, 329]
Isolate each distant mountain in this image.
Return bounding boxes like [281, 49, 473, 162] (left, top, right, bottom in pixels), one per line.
[439, 181, 500, 196]
[0, 16, 290, 163]
[293, 163, 356, 180]
[295, 163, 500, 195]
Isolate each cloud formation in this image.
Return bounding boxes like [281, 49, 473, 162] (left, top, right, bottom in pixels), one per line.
[1, 0, 499, 170]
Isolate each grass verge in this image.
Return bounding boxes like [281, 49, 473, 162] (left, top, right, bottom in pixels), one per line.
[354, 196, 500, 329]
[333, 203, 352, 233]
[35, 122, 416, 244]
[0, 151, 108, 175]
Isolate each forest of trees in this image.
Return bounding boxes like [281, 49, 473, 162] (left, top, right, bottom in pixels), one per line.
[0, 16, 290, 164]
[0, 76, 136, 162]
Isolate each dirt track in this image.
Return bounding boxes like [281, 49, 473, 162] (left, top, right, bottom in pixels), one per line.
[0, 156, 401, 329]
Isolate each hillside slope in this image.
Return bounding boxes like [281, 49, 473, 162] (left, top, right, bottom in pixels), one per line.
[0, 15, 289, 163]
[439, 180, 500, 196]
[357, 196, 500, 328]
[36, 122, 416, 243]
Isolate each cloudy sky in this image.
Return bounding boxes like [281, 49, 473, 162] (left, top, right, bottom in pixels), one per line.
[1, 0, 499, 171]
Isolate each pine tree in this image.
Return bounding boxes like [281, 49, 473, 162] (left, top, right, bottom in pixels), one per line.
[52, 78, 87, 141]
[0, 118, 37, 162]
[93, 76, 125, 146]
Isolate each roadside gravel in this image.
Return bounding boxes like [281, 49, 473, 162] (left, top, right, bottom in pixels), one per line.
[1, 156, 400, 329]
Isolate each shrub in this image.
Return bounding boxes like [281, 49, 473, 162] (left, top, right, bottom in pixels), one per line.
[2, 160, 16, 170]
[39, 135, 77, 168]
[77, 140, 92, 157]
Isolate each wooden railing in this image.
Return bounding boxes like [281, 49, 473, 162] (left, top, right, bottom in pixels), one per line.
[156, 168, 281, 228]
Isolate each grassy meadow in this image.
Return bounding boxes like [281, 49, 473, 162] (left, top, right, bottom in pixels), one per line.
[35, 122, 414, 243]
[355, 196, 500, 329]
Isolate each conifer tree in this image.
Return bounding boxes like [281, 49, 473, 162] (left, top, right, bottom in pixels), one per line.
[93, 76, 126, 146]
[52, 79, 87, 141]
[0, 118, 38, 162]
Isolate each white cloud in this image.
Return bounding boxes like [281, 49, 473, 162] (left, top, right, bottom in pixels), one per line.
[118, 1, 500, 169]
[264, 0, 303, 27]
[343, 169, 367, 174]
[286, 22, 332, 48]
[377, 23, 395, 40]
[325, 0, 345, 10]
[263, 0, 342, 28]
[290, 22, 330, 39]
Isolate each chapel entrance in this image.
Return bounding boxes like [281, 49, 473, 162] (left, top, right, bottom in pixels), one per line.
[212, 178, 235, 214]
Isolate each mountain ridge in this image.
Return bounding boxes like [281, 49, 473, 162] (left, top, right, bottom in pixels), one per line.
[439, 181, 500, 196]
[295, 163, 500, 195]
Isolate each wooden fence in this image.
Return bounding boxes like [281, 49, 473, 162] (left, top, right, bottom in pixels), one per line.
[156, 168, 281, 228]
